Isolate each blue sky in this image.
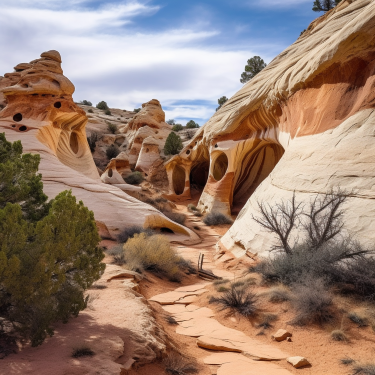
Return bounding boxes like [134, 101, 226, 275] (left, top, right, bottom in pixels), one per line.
[0, 0, 319, 126]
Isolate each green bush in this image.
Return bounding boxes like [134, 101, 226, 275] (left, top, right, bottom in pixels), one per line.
[0, 134, 105, 346]
[164, 132, 183, 155]
[185, 120, 199, 129]
[124, 171, 144, 185]
[122, 233, 185, 281]
[81, 100, 92, 106]
[106, 144, 120, 159]
[203, 212, 233, 226]
[88, 109, 94, 113]
[105, 109, 112, 116]
[96, 101, 109, 110]
[172, 124, 184, 132]
[166, 119, 176, 125]
[134, 108, 141, 113]
[106, 122, 118, 134]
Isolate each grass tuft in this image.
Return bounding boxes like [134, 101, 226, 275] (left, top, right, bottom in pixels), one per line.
[164, 353, 198, 375]
[72, 346, 95, 358]
[203, 212, 233, 226]
[331, 329, 348, 342]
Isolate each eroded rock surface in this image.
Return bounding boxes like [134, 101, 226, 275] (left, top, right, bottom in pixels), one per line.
[0, 51, 199, 244]
[164, 0, 375, 254]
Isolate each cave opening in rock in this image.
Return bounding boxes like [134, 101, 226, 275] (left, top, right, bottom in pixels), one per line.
[172, 165, 185, 195]
[108, 169, 113, 178]
[54, 102, 62, 108]
[70, 132, 79, 154]
[190, 161, 209, 197]
[212, 153, 228, 181]
[160, 227, 174, 233]
[13, 113, 22, 122]
[231, 143, 284, 214]
[19, 126, 27, 132]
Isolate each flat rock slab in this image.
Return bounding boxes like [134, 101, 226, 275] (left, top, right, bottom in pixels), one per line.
[104, 264, 143, 282]
[174, 283, 210, 293]
[172, 306, 214, 322]
[217, 359, 293, 375]
[178, 317, 288, 360]
[149, 288, 208, 305]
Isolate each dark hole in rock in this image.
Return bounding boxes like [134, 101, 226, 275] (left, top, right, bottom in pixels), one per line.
[212, 153, 228, 181]
[108, 169, 113, 178]
[19, 126, 27, 132]
[186, 150, 191, 155]
[70, 132, 79, 154]
[214, 144, 218, 148]
[13, 113, 22, 122]
[11, 125, 16, 128]
[54, 102, 62, 108]
[160, 227, 174, 233]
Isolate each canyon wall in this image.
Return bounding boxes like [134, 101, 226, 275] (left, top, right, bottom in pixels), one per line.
[165, 0, 375, 255]
[0, 51, 198, 244]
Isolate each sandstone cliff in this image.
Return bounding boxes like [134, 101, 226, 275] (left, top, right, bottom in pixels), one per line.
[0, 51, 198, 244]
[164, 0, 375, 255]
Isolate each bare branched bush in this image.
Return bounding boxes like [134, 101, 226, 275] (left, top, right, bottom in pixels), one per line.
[209, 284, 258, 318]
[352, 363, 375, 375]
[331, 329, 348, 342]
[266, 285, 292, 303]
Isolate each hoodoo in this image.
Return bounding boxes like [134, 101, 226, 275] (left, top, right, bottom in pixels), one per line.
[0, 51, 198, 243]
[165, 0, 375, 255]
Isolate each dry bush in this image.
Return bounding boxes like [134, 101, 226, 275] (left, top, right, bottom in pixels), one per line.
[106, 144, 120, 159]
[257, 313, 278, 330]
[163, 211, 186, 225]
[187, 204, 197, 211]
[165, 315, 178, 325]
[106, 122, 118, 134]
[352, 364, 375, 375]
[331, 329, 348, 342]
[341, 357, 355, 366]
[122, 233, 185, 281]
[117, 225, 154, 244]
[87, 132, 99, 153]
[203, 212, 233, 226]
[72, 345, 95, 358]
[210, 284, 258, 318]
[290, 278, 334, 326]
[348, 311, 369, 327]
[266, 285, 292, 303]
[164, 353, 198, 375]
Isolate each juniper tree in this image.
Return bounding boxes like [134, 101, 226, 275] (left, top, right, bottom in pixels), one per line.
[96, 101, 109, 110]
[164, 132, 183, 155]
[240, 56, 267, 84]
[313, 0, 341, 12]
[216, 96, 228, 111]
[186, 120, 199, 129]
[0, 134, 105, 346]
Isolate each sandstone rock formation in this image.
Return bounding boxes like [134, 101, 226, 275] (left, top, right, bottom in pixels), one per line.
[164, 0, 375, 254]
[0, 51, 199, 243]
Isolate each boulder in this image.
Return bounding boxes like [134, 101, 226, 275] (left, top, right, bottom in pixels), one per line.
[287, 356, 311, 368]
[272, 329, 292, 342]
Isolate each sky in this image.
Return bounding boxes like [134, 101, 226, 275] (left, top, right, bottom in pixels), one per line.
[0, 0, 320, 126]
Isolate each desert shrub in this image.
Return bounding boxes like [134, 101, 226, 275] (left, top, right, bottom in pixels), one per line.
[124, 171, 144, 185]
[172, 124, 184, 132]
[122, 233, 185, 280]
[218, 286, 229, 292]
[163, 211, 186, 225]
[341, 357, 355, 366]
[187, 204, 197, 211]
[266, 285, 292, 303]
[164, 132, 183, 155]
[185, 130, 194, 140]
[166, 119, 176, 125]
[213, 279, 230, 286]
[0, 135, 105, 346]
[331, 329, 348, 342]
[209, 284, 258, 318]
[96, 101, 109, 110]
[348, 312, 369, 327]
[72, 346, 95, 358]
[105, 109, 112, 116]
[87, 132, 99, 153]
[185, 120, 199, 129]
[290, 278, 334, 326]
[106, 144, 120, 159]
[108, 244, 126, 265]
[165, 315, 178, 325]
[352, 364, 375, 375]
[88, 109, 94, 113]
[81, 100, 92, 106]
[106, 122, 118, 134]
[203, 212, 233, 226]
[117, 225, 154, 244]
[257, 313, 278, 330]
[164, 353, 198, 375]
[134, 108, 141, 113]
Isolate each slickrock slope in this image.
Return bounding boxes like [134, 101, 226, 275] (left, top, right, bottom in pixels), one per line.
[165, 0, 375, 255]
[0, 51, 198, 243]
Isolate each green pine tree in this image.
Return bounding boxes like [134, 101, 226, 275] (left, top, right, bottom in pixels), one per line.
[164, 132, 183, 155]
[216, 96, 228, 111]
[186, 120, 199, 129]
[312, 0, 342, 12]
[240, 56, 267, 84]
[0, 134, 105, 346]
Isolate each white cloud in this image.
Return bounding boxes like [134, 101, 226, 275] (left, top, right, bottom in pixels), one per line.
[0, 1, 280, 124]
